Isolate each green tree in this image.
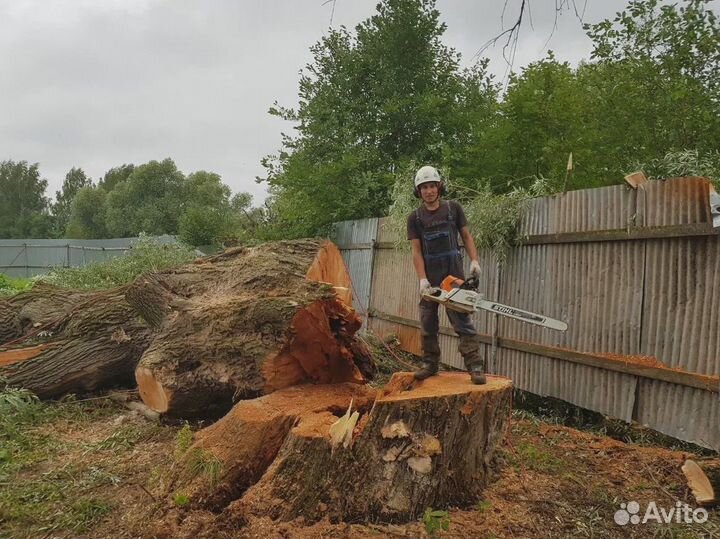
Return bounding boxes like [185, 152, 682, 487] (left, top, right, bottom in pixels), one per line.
[98, 164, 135, 192]
[53, 167, 92, 236]
[467, 0, 720, 193]
[261, 0, 496, 237]
[498, 54, 588, 191]
[0, 161, 52, 238]
[65, 186, 109, 239]
[580, 0, 720, 181]
[105, 159, 186, 237]
[178, 206, 226, 246]
[177, 171, 232, 246]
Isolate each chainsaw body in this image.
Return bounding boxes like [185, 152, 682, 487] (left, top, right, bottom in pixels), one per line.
[422, 275, 568, 332]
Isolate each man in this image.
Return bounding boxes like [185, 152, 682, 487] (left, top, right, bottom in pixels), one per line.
[406, 165, 486, 384]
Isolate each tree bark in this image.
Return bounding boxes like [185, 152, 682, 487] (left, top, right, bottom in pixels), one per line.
[1, 240, 369, 408]
[0, 287, 153, 398]
[129, 239, 374, 420]
[172, 373, 512, 524]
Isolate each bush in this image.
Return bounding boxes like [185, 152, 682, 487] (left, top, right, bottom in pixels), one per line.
[41, 235, 196, 290]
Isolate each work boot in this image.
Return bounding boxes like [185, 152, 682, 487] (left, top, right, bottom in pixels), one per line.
[458, 334, 487, 385]
[468, 364, 487, 385]
[414, 335, 441, 381]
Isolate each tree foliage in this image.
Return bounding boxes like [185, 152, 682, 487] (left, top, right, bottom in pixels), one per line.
[264, 0, 720, 239]
[53, 167, 92, 236]
[3, 0, 717, 245]
[98, 164, 135, 192]
[260, 0, 497, 238]
[0, 161, 52, 238]
[65, 186, 109, 239]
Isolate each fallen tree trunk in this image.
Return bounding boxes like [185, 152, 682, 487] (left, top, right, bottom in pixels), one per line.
[0, 289, 151, 399]
[167, 373, 512, 527]
[129, 239, 374, 420]
[0, 286, 154, 398]
[0, 240, 373, 411]
[0, 282, 90, 345]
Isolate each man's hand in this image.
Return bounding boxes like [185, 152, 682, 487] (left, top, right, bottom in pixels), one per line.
[470, 260, 481, 279]
[419, 278, 431, 296]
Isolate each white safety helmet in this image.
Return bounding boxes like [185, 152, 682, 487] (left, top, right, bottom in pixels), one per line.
[414, 165, 441, 189]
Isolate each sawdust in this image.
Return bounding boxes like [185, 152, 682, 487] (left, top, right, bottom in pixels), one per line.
[10, 396, 717, 539]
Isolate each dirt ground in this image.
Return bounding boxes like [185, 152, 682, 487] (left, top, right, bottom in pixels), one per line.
[1, 386, 718, 539]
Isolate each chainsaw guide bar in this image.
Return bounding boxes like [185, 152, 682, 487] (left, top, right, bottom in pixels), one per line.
[422, 275, 568, 332]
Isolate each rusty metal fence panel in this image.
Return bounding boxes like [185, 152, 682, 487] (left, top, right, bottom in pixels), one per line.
[335, 177, 720, 450]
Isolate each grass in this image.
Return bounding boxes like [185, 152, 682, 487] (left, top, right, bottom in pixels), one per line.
[174, 423, 194, 458]
[0, 384, 177, 538]
[40, 235, 196, 290]
[185, 447, 222, 487]
[0, 274, 33, 297]
[506, 441, 563, 474]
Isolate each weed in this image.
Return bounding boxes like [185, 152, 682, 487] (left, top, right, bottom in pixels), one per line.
[508, 442, 563, 474]
[422, 507, 450, 536]
[186, 448, 222, 487]
[40, 234, 196, 290]
[174, 423, 194, 459]
[53, 498, 110, 532]
[0, 384, 40, 416]
[0, 274, 33, 296]
[173, 492, 190, 507]
[476, 500, 492, 513]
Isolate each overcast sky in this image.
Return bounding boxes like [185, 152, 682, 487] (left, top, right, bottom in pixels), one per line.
[0, 0, 668, 205]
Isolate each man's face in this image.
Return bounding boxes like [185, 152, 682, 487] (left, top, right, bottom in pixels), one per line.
[419, 181, 440, 204]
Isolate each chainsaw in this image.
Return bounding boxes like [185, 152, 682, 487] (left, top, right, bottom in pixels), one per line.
[422, 275, 568, 331]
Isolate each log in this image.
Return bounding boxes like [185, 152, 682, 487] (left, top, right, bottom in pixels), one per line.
[129, 239, 375, 420]
[0, 282, 90, 345]
[683, 459, 720, 506]
[0, 287, 154, 398]
[172, 372, 512, 524]
[0, 240, 372, 409]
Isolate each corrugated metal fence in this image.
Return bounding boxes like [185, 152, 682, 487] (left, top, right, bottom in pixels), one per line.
[0, 236, 178, 278]
[332, 177, 720, 450]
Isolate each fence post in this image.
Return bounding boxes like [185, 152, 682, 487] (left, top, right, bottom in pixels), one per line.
[24, 243, 29, 278]
[66, 244, 71, 268]
[489, 260, 501, 374]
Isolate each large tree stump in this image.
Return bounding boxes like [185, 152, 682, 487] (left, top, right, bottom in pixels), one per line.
[129, 239, 374, 420]
[172, 372, 512, 525]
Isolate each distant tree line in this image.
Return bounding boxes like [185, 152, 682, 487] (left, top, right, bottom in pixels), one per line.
[0, 159, 264, 246]
[259, 0, 720, 238]
[3, 0, 717, 245]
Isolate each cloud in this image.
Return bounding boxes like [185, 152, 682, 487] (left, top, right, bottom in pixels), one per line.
[0, 0, 633, 205]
